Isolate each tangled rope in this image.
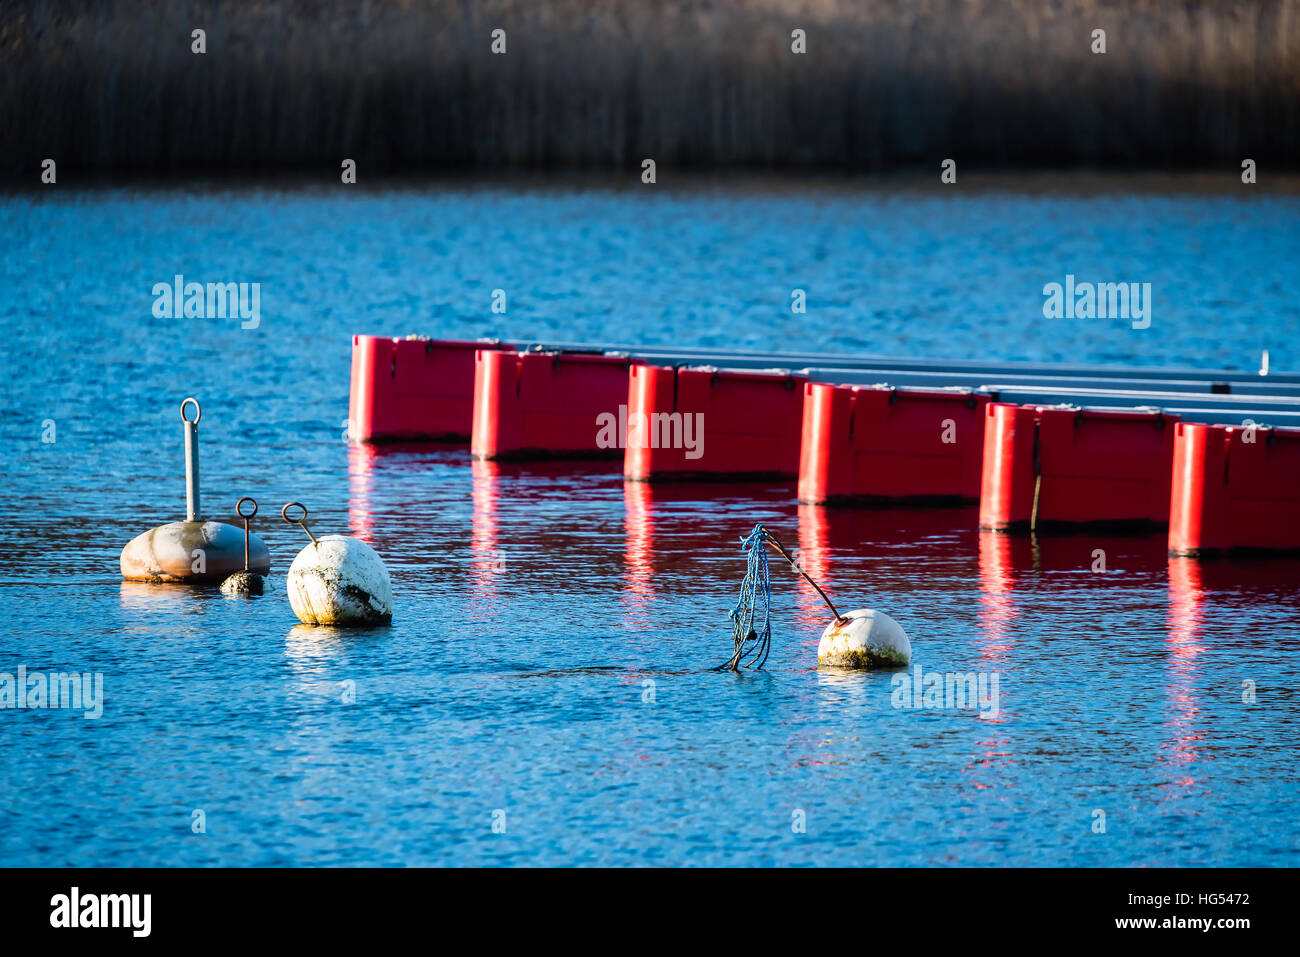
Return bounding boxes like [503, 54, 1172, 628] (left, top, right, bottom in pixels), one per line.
[718, 522, 844, 672]
[720, 524, 773, 671]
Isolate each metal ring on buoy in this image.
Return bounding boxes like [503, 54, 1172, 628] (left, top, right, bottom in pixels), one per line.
[180, 397, 201, 424]
[281, 502, 319, 546]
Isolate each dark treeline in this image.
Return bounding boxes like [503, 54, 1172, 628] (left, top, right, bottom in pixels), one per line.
[3, 0, 1298, 180]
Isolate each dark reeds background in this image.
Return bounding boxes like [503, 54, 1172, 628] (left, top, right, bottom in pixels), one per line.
[3, 0, 1298, 180]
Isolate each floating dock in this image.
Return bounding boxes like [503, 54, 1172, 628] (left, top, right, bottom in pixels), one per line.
[348, 335, 1300, 555]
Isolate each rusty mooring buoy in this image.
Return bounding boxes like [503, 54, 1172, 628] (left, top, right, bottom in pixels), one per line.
[120, 398, 271, 583]
[220, 497, 266, 595]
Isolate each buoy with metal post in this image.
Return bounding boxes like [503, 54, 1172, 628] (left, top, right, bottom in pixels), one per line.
[120, 398, 271, 583]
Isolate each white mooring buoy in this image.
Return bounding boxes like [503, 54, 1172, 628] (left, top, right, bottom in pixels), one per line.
[281, 503, 393, 625]
[722, 523, 913, 671]
[817, 609, 912, 669]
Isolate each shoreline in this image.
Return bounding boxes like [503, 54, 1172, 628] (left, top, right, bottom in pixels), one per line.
[7, 168, 1300, 197]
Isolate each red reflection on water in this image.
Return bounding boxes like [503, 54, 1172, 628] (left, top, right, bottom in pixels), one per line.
[346, 442, 378, 542]
[469, 458, 505, 606]
[621, 481, 802, 630]
[794, 504, 834, 628]
[962, 735, 1017, 790]
[622, 480, 655, 624]
[976, 531, 1019, 668]
[1161, 556, 1206, 796]
[968, 530, 1021, 785]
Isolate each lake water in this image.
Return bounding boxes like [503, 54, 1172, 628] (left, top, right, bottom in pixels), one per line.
[1, 181, 1298, 866]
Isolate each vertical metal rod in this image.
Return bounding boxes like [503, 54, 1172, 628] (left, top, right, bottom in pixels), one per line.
[181, 398, 202, 521]
[185, 422, 200, 520]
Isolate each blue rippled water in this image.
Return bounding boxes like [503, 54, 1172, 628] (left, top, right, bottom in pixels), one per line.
[1, 182, 1297, 865]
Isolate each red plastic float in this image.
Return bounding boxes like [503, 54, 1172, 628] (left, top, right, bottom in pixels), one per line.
[624, 366, 806, 481]
[348, 336, 515, 442]
[471, 349, 638, 460]
[348, 335, 1300, 558]
[798, 383, 988, 504]
[1168, 422, 1300, 554]
[978, 403, 1178, 530]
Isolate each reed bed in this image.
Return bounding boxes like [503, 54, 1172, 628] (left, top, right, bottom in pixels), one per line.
[2, 0, 1297, 178]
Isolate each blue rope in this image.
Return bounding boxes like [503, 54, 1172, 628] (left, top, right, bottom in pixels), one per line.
[722, 523, 773, 670]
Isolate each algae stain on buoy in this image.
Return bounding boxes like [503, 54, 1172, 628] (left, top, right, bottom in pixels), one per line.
[817, 609, 911, 669]
[219, 570, 265, 595]
[286, 536, 392, 625]
[282, 503, 392, 626]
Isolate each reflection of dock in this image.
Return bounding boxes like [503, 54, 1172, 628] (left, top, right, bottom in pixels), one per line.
[1162, 558, 1205, 798]
[621, 480, 654, 625]
[977, 531, 1020, 671]
[618, 479, 800, 610]
[349, 336, 1300, 555]
[335, 435, 1299, 706]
